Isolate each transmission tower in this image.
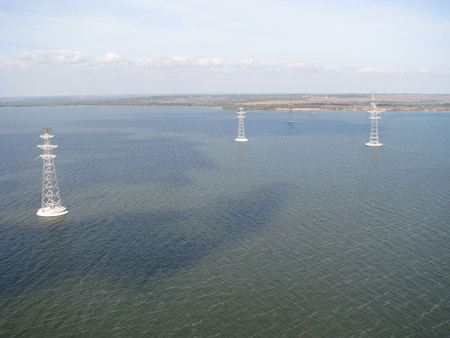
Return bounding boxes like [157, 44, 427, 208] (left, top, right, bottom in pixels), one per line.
[36, 128, 68, 217]
[287, 103, 294, 123]
[365, 94, 383, 147]
[235, 107, 248, 142]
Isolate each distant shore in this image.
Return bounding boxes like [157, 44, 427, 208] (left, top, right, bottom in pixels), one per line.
[1, 93, 449, 111]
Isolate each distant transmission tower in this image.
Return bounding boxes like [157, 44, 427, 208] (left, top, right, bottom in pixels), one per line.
[287, 103, 294, 123]
[36, 128, 68, 217]
[365, 94, 384, 147]
[235, 107, 248, 142]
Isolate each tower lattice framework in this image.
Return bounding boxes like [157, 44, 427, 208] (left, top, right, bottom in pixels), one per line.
[366, 94, 383, 147]
[235, 107, 248, 142]
[36, 128, 68, 217]
[287, 103, 294, 123]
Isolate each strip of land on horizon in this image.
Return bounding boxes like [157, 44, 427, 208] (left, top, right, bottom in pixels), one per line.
[1, 93, 449, 111]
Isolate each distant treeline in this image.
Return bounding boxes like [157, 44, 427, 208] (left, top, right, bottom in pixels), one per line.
[1, 94, 449, 111]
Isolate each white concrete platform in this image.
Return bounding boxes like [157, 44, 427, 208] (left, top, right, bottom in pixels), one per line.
[36, 206, 68, 217]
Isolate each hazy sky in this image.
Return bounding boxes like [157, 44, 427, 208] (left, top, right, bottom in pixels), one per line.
[1, 0, 449, 96]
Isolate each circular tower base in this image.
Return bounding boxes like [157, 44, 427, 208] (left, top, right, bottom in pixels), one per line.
[235, 138, 248, 142]
[36, 206, 68, 217]
[365, 142, 382, 147]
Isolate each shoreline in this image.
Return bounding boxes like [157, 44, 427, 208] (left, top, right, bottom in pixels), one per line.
[1, 93, 449, 111]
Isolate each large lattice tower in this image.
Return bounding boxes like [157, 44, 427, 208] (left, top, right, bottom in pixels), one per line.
[365, 94, 384, 147]
[36, 128, 68, 217]
[235, 107, 248, 142]
[287, 103, 294, 123]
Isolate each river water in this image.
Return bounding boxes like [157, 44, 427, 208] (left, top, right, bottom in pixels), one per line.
[0, 106, 448, 336]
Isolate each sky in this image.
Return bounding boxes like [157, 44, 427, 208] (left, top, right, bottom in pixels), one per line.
[1, 0, 449, 96]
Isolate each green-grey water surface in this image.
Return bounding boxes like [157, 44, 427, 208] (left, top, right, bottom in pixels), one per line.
[0, 106, 449, 336]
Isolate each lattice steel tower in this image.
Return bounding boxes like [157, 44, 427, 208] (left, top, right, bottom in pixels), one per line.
[366, 94, 383, 147]
[235, 107, 248, 142]
[36, 128, 68, 217]
[287, 103, 294, 123]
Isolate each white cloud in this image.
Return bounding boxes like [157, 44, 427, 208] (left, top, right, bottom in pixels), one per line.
[357, 67, 385, 74]
[0, 49, 440, 77]
[97, 52, 127, 64]
[1, 49, 449, 96]
[15, 50, 89, 65]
